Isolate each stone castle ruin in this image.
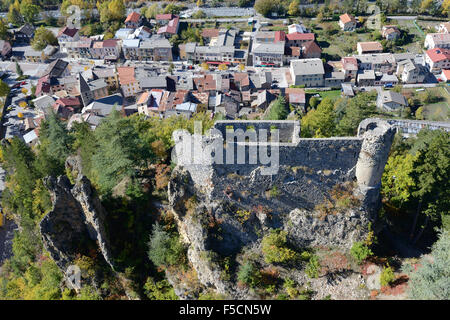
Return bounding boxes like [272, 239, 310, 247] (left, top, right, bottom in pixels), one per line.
[172, 118, 395, 220]
[165, 119, 396, 297]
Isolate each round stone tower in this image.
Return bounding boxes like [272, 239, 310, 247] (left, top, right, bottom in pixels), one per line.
[355, 119, 396, 214]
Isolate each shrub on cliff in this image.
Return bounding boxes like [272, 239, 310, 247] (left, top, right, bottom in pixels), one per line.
[380, 265, 395, 287]
[350, 241, 373, 264]
[148, 223, 187, 269]
[144, 277, 178, 300]
[237, 262, 261, 288]
[406, 230, 450, 299]
[261, 229, 297, 264]
[305, 255, 321, 278]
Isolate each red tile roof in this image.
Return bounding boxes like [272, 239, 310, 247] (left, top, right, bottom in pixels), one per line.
[156, 14, 175, 20]
[202, 29, 220, 38]
[57, 26, 78, 38]
[193, 74, 216, 92]
[275, 31, 286, 42]
[36, 75, 50, 96]
[117, 66, 136, 85]
[191, 91, 210, 105]
[340, 13, 356, 24]
[285, 88, 306, 104]
[54, 97, 80, 107]
[125, 11, 141, 23]
[302, 41, 322, 55]
[442, 69, 450, 79]
[157, 17, 179, 35]
[358, 41, 383, 52]
[341, 56, 358, 70]
[102, 39, 120, 47]
[233, 73, 250, 87]
[172, 89, 189, 106]
[426, 48, 450, 62]
[285, 46, 301, 56]
[286, 32, 315, 41]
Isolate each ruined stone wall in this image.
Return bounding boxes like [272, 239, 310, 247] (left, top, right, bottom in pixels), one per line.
[173, 119, 395, 214]
[168, 119, 395, 296]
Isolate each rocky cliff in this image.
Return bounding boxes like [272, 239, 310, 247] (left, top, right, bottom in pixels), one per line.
[40, 156, 115, 288]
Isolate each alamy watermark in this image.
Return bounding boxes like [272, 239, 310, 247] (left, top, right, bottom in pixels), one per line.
[66, 5, 82, 29]
[366, 5, 381, 30]
[171, 121, 280, 175]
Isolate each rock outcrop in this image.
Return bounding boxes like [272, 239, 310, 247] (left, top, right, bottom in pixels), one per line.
[40, 157, 115, 280]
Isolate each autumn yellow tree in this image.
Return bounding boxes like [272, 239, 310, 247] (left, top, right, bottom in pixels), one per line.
[420, 0, 434, 12]
[201, 62, 209, 70]
[443, 0, 450, 16]
[238, 63, 245, 71]
[288, 0, 300, 16]
[218, 63, 228, 71]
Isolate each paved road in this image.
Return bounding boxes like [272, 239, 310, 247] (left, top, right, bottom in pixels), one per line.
[387, 16, 418, 20]
[182, 17, 251, 23]
[0, 61, 47, 80]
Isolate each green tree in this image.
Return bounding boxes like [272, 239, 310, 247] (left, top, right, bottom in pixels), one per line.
[163, 4, 182, 15]
[380, 265, 395, 287]
[409, 130, 450, 242]
[264, 95, 288, 120]
[99, 0, 126, 24]
[0, 79, 10, 97]
[35, 113, 74, 177]
[70, 121, 97, 180]
[288, 0, 300, 16]
[148, 223, 186, 269]
[92, 110, 152, 193]
[350, 241, 373, 264]
[15, 62, 23, 77]
[261, 229, 297, 264]
[143, 3, 160, 19]
[144, 278, 178, 300]
[337, 92, 377, 136]
[305, 255, 320, 278]
[407, 230, 450, 299]
[19, 0, 40, 24]
[0, 18, 9, 40]
[107, 0, 125, 21]
[309, 96, 319, 109]
[301, 97, 337, 138]
[31, 26, 58, 51]
[255, 0, 278, 17]
[381, 153, 417, 208]
[192, 9, 206, 19]
[237, 262, 261, 288]
[415, 106, 424, 120]
[7, 1, 23, 26]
